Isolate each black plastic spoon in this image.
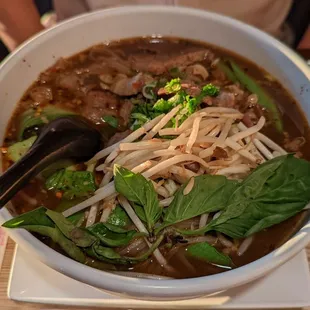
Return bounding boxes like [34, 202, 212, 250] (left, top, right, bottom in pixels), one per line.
[0, 116, 102, 208]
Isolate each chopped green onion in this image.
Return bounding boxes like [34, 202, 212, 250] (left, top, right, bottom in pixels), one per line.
[164, 78, 182, 94]
[142, 81, 157, 100]
[101, 115, 118, 128]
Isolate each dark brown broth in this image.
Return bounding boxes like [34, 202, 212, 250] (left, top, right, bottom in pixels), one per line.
[2, 37, 310, 278]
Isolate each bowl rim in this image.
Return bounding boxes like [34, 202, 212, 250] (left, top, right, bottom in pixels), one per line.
[1, 5, 310, 298]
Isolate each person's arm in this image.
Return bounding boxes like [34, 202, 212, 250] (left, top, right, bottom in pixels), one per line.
[0, 0, 44, 51]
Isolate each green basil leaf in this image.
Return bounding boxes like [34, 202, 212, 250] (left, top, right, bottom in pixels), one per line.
[102, 115, 119, 128]
[88, 222, 144, 247]
[160, 175, 237, 230]
[31, 225, 85, 263]
[2, 207, 54, 228]
[132, 203, 147, 223]
[86, 234, 164, 265]
[208, 155, 310, 238]
[7, 136, 37, 162]
[46, 169, 97, 199]
[107, 205, 131, 227]
[114, 165, 161, 232]
[46, 210, 96, 247]
[187, 242, 232, 267]
[67, 211, 85, 227]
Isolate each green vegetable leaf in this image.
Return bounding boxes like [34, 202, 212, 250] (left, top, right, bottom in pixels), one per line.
[132, 203, 147, 223]
[46, 209, 96, 247]
[7, 136, 37, 162]
[46, 169, 96, 199]
[88, 222, 144, 247]
[101, 115, 119, 128]
[18, 106, 75, 140]
[216, 60, 238, 83]
[200, 84, 220, 97]
[2, 207, 54, 228]
[87, 234, 164, 265]
[130, 113, 150, 124]
[107, 205, 131, 227]
[26, 225, 86, 263]
[159, 175, 237, 231]
[229, 60, 283, 132]
[67, 211, 85, 227]
[2, 208, 85, 263]
[114, 165, 161, 232]
[187, 242, 232, 267]
[207, 155, 310, 238]
[164, 78, 181, 94]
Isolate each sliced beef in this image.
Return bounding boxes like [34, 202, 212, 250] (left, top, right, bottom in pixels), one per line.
[283, 134, 306, 152]
[129, 49, 214, 75]
[82, 90, 132, 125]
[56, 73, 81, 92]
[212, 147, 228, 159]
[29, 86, 53, 104]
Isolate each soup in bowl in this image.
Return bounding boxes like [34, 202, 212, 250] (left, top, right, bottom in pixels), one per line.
[0, 6, 310, 299]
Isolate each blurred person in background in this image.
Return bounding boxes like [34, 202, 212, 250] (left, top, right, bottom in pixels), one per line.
[0, 0, 309, 58]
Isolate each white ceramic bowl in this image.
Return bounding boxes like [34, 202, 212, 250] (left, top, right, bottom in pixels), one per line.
[0, 5, 310, 300]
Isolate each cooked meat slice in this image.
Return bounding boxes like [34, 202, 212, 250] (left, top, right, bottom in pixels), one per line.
[82, 90, 132, 125]
[129, 49, 214, 75]
[29, 86, 53, 104]
[283, 135, 306, 152]
[212, 147, 228, 159]
[56, 73, 81, 92]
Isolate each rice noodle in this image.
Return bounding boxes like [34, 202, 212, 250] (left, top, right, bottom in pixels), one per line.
[186, 116, 202, 153]
[199, 213, 209, 228]
[89, 114, 164, 164]
[170, 136, 217, 147]
[100, 198, 117, 222]
[230, 117, 265, 142]
[99, 171, 113, 187]
[237, 236, 254, 256]
[120, 140, 170, 151]
[183, 177, 195, 195]
[216, 164, 251, 176]
[163, 179, 178, 196]
[253, 139, 274, 160]
[159, 196, 174, 207]
[63, 181, 115, 217]
[152, 181, 170, 198]
[224, 138, 257, 162]
[186, 235, 217, 245]
[143, 154, 210, 178]
[168, 165, 198, 179]
[217, 233, 233, 248]
[118, 196, 148, 234]
[213, 211, 222, 220]
[256, 132, 287, 154]
[85, 203, 99, 227]
[238, 122, 286, 155]
[118, 196, 171, 269]
[143, 105, 181, 140]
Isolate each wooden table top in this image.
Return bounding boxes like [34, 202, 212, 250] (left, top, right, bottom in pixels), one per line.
[0, 238, 309, 310]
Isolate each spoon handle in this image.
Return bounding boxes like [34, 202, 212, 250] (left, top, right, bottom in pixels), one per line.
[0, 143, 62, 208]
